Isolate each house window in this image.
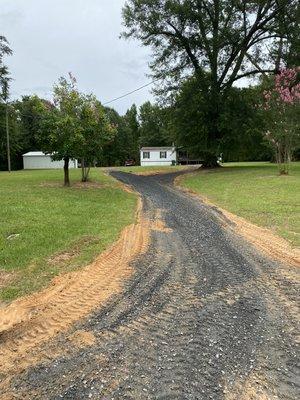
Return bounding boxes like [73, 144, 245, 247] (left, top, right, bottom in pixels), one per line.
[160, 151, 167, 159]
[143, 151, 150, 159]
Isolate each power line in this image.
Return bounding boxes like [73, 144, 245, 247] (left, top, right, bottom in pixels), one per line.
[103, 79, 159, 106]
[0, 79, 160, 119]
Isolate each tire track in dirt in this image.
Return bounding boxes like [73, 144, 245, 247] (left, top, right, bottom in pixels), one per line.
[0, 198, 151, 392]
[2, 171, 299, 399]
[13, 223, 299, 399]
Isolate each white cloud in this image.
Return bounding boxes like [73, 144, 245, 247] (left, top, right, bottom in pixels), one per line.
[1, 0, 154, 114]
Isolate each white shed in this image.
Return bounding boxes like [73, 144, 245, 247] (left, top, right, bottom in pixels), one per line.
[140, 147, 177, 166]
[23, 152, 78, 170]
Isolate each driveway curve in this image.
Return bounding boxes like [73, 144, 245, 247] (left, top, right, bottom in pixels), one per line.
[8, 171, 299, 400]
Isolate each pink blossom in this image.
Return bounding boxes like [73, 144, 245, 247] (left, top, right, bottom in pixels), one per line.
[262, 68, 300, 110]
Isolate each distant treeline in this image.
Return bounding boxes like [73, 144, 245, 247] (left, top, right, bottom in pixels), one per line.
[1, 0, 300, 171]
[1, 83, 283, 171]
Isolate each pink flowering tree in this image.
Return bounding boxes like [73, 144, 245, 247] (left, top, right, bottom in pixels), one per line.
[261, 68, 300, 175]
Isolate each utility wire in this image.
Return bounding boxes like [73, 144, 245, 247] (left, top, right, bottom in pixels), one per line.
[0, 79, 160, 119]
[103, 79, 159, 106]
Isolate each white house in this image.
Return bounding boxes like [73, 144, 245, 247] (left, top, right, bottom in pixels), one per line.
[23, 152, 78, 170]
[140, 146, 177, 166]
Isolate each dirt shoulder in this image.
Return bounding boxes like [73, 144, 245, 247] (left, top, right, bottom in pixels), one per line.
[175, 175, 300, 268]
[0, 194, 151, 393]
[0, 185, 174, 396]
[0, 169, 138, 303]
[6, 170, 298, 400]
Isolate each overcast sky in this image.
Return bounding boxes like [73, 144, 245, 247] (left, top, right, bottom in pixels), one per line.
[1, 0, 154, 114]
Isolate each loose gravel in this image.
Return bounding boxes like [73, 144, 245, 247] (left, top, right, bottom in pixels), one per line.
[7, 171, 300, 399]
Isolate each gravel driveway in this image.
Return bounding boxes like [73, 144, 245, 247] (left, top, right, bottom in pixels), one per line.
[9, 171, 299, 399]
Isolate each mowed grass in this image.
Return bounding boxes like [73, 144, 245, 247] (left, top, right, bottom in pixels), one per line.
[180, 162, 300, 247]
[0, 168, 137, 302]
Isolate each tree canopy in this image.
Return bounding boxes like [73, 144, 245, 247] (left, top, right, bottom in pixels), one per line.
[123, 0, 297, 91]
[122, 0, 299, 165]
[139, 101, 168, 147]
[37, 74, 115, 185]
[1, 5, 299, 174]
[0, 35, 12, 102]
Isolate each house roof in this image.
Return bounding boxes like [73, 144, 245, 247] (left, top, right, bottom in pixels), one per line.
[23, 151, 50, 157]
[140, 147, 176, 151]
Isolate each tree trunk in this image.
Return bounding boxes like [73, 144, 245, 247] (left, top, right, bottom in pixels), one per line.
[85, 167, 91, 181]
[201, 152, 220, 168]
[81, 158, 85, 182]
[64, 157, 70, 186]
[81, 158, 91, 182]
[276, 143, 288, 175]
[275, 36, 283, 73]
[201, 90, 222, 169]
[282, 136, 291, 175]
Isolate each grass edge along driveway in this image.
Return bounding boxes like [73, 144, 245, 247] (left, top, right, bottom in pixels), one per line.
[0, 168, 137, 302]
[179, 162, 300, 247]
[114, 165, 192, 175]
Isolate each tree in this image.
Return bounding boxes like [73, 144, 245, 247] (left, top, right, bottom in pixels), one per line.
[101, 105, 140, 167]
[124, 104, 140, 162]
[0, 102, 22, 171]
[139, 101, 168, 147]
[0, 36, 12, 171]
[219, 86, 272, 162]
[13, 96, 46, 154]
[79, 99, 116, 181]
[166, 76, 271, 162]
[1, 77, 12, 171]
[40, 75, 79, 186]
[0, 36, 12, 99]
[37, 74, 115, 185]
[260, 68, 300, 174]
[0, 96, 54, 171]
[102, 107, 127, 166]
[122, 0, 297, 166]
[167, 77, 209, 157]
[271, 1, 300, 69]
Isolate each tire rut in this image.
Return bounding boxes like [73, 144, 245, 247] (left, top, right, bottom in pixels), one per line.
[3, 171, 299, 400]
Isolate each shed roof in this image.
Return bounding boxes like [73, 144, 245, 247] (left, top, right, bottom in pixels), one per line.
[140, 147, 176, 151]
[23, 151, 50, 157]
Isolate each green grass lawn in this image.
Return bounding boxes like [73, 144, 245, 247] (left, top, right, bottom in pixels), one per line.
[180, 162, 300, 247]
[0, 168, 137, 302]
[115, 165, 191, 174]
